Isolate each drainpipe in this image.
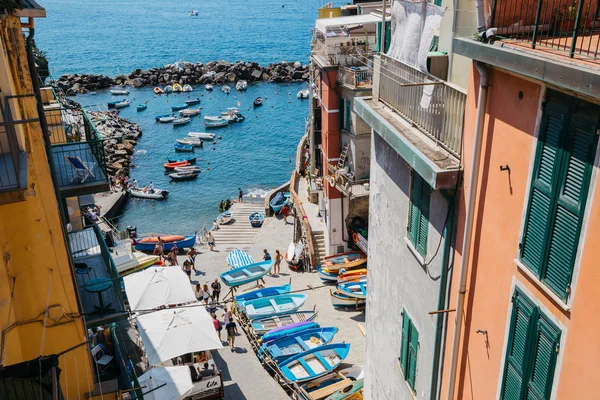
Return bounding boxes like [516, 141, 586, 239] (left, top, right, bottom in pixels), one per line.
[430, 189, 456, 400]
[380, 0, 387, 53]
[445, 61, 489, 400]
[475, 0, 486, 34]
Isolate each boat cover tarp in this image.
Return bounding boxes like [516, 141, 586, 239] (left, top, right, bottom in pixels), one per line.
[124, 267, 196, 311]
[227, 249, 255, 269]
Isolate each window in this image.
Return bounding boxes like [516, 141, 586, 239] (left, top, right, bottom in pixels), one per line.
[501, 289, 561, 400]
[400, 309, 419, 391]
[520, 90, 599, 302]
[408, 172, 430, 257]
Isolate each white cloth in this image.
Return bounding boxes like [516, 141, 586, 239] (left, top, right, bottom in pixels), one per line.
[124, 267, 196, 311]
[138, 366, 193, 400]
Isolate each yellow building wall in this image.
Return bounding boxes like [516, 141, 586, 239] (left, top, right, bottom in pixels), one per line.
[318, 6, 342, 19]
[0, 15, 93, 397]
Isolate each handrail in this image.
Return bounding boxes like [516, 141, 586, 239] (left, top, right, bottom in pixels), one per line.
[289, 170, 316, 271]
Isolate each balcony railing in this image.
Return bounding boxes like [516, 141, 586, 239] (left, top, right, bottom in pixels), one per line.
[311, 34, 375, 67]
[326, 163, 370, 199]
[378, 54, 465, 158]
[338, 66, 373, 89]
[491, 0, 600, 61]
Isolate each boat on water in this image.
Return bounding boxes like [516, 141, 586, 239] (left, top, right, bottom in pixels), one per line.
[324, 378, 364, 400]
[185, 98, 201, 105]
[237, 293, 308, 319]
[173, 117, 191, 126]
[204, 116, 228, 128]
[111, 89, 129, 95]
[297, 89, 309, 99]
[172, 83, 183, 92]
[114, 100, 131, 109]
[176, 138, 203, 147]
[136, 103, 147, 112]
[188, 131, 215, 140]
[179, 108, 201, 117]
[154, 87, 164, 95]
[234, 283, 291, 302]
[222, 85, 231, 94]
[174, 143, 194, 152]
[322, 252, 367, 272]
[249, 212, 264, 227]
[257, 318, 319, 341]
[189, 10, 199, 16]
[219, 260, 273, 287]
[113, 252, 160, 276]
[253, 97, 263, 107]
[278, 343, 351, 383]
[236, 80, 248, 91]
[158, 115, 176, 123]
[270, 192, 290, 213]
[183, 84, 193, 92]
[173, 165, 200, 174]
[128, 188, 169, 200]
[155, 113, 173, 121]
[337, 269, 367, 284]
[217, 210, 233, 225]
[134, 234, 196, 252]
[259, 327, 338, 363]
[205, 84, 213, 91]
[167, 156, 196, 164]
[337, 280, 367, 299]
[169, 171, 199, 181]
[223, 112, 245, 123]
[285, 241, 303, 268]
[107, 99, 126, 109]
[164, 85, 173, 93]
[171, 103, 188, 111]
[330, 289, 366, 308]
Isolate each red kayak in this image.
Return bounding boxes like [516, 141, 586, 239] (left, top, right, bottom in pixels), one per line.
[163, 161, 189, 171]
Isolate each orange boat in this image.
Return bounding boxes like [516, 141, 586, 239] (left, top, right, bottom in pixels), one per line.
[138, 235, 186, 244]
[337, 268, 367, 284]
[322, 251, 367, 272]
[163, 161, 189, 171]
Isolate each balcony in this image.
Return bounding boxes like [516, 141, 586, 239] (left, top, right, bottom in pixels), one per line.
[326, 162, 370, 199]
[338, 66, 373, 90]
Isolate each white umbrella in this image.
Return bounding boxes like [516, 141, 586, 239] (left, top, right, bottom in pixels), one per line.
[139, 366, 193, 400]
[137, 307, 223, 367]
[124, 267, 196, 311]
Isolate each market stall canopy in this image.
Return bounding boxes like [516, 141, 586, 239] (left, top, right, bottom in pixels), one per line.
[124, 266, 196, 311]
[137, 307, 223, 367]
[138, 366, 193, 400]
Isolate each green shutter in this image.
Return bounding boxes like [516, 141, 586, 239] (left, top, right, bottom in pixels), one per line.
[526, 317, 560, 400]
[408, 174, 421, 247]
[344, 100, 351, 130]
[400, 310, 410, 375]
[407, 321, 419, 390]
[417, 179, 430, 256]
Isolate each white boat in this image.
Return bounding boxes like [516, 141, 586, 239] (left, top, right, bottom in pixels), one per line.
[174, 165, 201, 173]
[159, 116, 176, 123]
[285, 241, 303, 266]
[128, 188, 169, 200]
[235, 80, 248, 91]
[189, 10, 199, 16]
[297, 89, 309, 99]
[205, 84, 213, 91]
[164, 85, 173, 93]
[182, 84, 193, 92]
[179, 108, 201, 117]
[204, 116, 228, 128]
[217, 210, 233, 225]
[222, 85, 231, 94]
[111, 89, 129, 95]
[330, 289, 366, 307]
[114, 100, 131, 109]
[176, 138, 203, 147]
[173, 117, 191, 126]
[188, 132, 215, 140]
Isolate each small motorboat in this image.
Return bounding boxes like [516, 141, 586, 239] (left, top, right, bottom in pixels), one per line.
[179, 108, 201, 117]
[114, 100, 131, 109]
[174, 165, 200, 174]
[189, 10, 199, 16]
[155, 113, 173, 121]
[227, 249, 255, 269]
[219, 260, 273, 287]
[172, 117, 191, 126]
[174, 143, 194, 152]
[172, 83, 183, 92]
[223, 112, 245, 123]
[259, 327, 338, 364]
[163, 160, 190, 171]
[234, 283, 291, 302]
[217, 210, 233, 225]
[167, 156, 196, 164]
[154, 87, 164, 95]
[107, 99, 126, 108]
[188, 131, 215, 140]
[182, 84, 193, 92]
[171, 103, 188, 111]
[111, 89, 129, 95]
[255, 317, 319, 340]
[278, 343, 351, 383]
[237, 293, 308, 320]
[136, 103, 147, 111]
[249, 212, 264, 227]
[337, 269, 367, 284]
[330, 289, 366, 308]
[221, 107, 240, 116]
[222, 85, 231, 94]
[285, 241, 303, 268]
[337, 280, 367, 299]
[325, 378, 364, 400]
[169, 171, 199, 181]
[205, 84, 213, 91]
[270, 192, 290, 213]
[128, 188, 169, 200]
[253, 97, 263, 107]
[236, 80, 248, 91]
[158, 116, 176, 123]
[185, 98, 201, 105]
[297, 89, 309, 99]
[134, 234, 196, 252]
[164, 85, 173, 93]
[204, 116, 228, 128]
[176, 138, 203, 147]
[322, 252, 367, 272]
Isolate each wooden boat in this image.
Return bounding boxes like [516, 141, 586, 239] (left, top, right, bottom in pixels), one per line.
[256, 318, 319, 341]
[217, 210, 233, 225]
[237, 294, 308, 319]
[219, 260, 273, 287]
[174, 165, 200, 174]
[330, 289, 366, 308]
[227, 249, 255, 269]
[134, 234, 196, 252]
[298, 89, 309, 99]
[235, 80, 248, 91]
[260, 327, 338, 363]
[222, 86, 231, 94]
[317, 267, 339, 283]
[128, 188, 169, 200]
[173, 117, 191, 126]
[234, 283, 291, 302]
[299, 368, 363, 400]
[183, 84, 193, 92]
[159, 116, 176, 123]
[205, 84, 213, 91]
[154, 87, 164, 95]
[167, 157, 196, 165]
[286, 241, 303, 268]
[136, 103, 147, 111]
[270, 192, 290, 213]
[337, 269, 367, 284]
[163, 161, 190, 170]
[114, 100, 131, 109]
[322, 252, 367, 272]
[111, 89, 129, 95]
[324, 378, 363, 400]
[278, 343, 351, 383]
[204, 116, 228, 128]
[174, 143, 194, 152]
[169, 171, 199, 181]
[164, 85, 173, 93]
[172, 83, 183, 92]
[249, 212, 264, 227]
[253, 97, 263, 107]
[176, 138, 203, 148]
[171, 103, 188, 111]
[179, 108, 201, 117]
[188, 132, 215, 140]
[337, 280, 367, 299]
[113, 252, 160, 276]
[185, 98, 201, 105]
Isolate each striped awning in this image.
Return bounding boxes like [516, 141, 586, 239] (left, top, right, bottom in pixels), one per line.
[227, 249, 255, 269]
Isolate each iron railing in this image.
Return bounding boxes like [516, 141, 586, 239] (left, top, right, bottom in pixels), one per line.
[311, 32, 374, 67]
[491, 0, 600, 60]
[326, 163, 370, 199]
[338, 66, 373, 89]
[378, 54, 465, 157]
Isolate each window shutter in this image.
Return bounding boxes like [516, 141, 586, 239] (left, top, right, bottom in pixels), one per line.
[526, 317, 560, 400]
[408, 174, 421, 247]
[417, 180, 430, 256]
[400, 310, 410, 375]
[407, 321, 419, 390]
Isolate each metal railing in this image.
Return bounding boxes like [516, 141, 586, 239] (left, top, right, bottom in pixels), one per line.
[338, 66, 373, 89]
[378, 54, 465, 157]
[311, 34, 374, 67]
[491, 0, 600, 60]
[290, 170, 316, 271]
[326, 163, 370, 199]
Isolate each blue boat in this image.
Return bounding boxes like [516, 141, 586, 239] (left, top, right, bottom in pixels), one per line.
[278, 343, 351, 383]
[185, 98, 201, 105]
[167, 157, 196, 164]
[174, 143, 194, 152]
[107, 99, 126, 109]
[171, 103, 188, 111]
[134, 234, 196, 252]
[270, 192, 290, 213]
[234, 283, 291, 302]
[227, 248, 255, 269]
[136, 103, 147, 111]
[249, 212, 264, 227]
[337, 280, 367, 299]
[253, 313, 318, 338]
[155, 113, 172, 121]
[237, 294, 308, 319]
[316, 266, 339, 283]
[260, 327, 338, 363]
[220, 260, 272, 287]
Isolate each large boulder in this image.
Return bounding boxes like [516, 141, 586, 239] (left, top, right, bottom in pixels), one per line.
[225, 72, 237, 82]
[130, 78, 144, 88]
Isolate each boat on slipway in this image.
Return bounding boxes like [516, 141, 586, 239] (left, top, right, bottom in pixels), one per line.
[330, 289, 366, 308]
[299, 368, 364, 400]
[270, 191, 290, 213]
[278, 343, 351, 383]
[285, 241, 303, 269]
[259, 327, 338, 364]
[256, 318, 319, 341]
[337, 280, 367, 299]
[249, 212, 264, 227]
[128, 188, 169, 200]
[337, 269, 367, 284]
[234, 283, 291, 302]
[236, 293, 308, 319]
[219, 260, 273, 287]
[322, 252, 367, 272]
[133, 234, 196, 252]
[325, 378, 364, 400]
[217, 210, 233, 225]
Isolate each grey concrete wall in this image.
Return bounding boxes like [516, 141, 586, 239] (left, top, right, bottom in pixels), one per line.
[365, 132, 452, 400]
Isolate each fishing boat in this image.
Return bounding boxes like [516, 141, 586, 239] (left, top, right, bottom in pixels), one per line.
[222, 85, 231, 94]
[204, 116, 228, 128]
[278, 343, 351, 383]
[183, 84, 193, 92]
[167, 156, 196, 164]
[337, 280, 367, 299]
[285, 241, 303, 269]
[176, 138, 203, 147]
[297, 89, 309, 99]
[223, 112, 245, 123]
[330, 289, 366, 308]
[171, 103, 188, 111]
[174, 143, 194, 152]
[227, 249, 255, 269]
[155, 113, 173, 121]
[322, 252, 367, 272]
[317, 266, 339, 283]
[188, 132, 215, 140]
[172, 83, 183, 92]
[299, 369, 363, 400]
[217, 210, 233, 225]
[324, 378, 364, 400]
[221, 107, 240, 116]
[236, 80, 248, 91]
[249, 212, 264, 227]
[220, 260, 273, 287]
[111, 89, 129, 95]
[237, 294, 308, 319]
[107, 99, 124, 109]
[163, 161, 190, 171]
[256, 318, 319, 341]
[270, 192, 290, 213]
[173, 117, 191, 126]
[158, 115, 176, 123]
[205, 84, 213, 91]
[169, 171, 199, 181]
[234, 283, 291, 302]
[136, 103, 147, 111]
[164, 85, 173, 93]
[154, 87, 164, 95]
[185, 98, 201, 105]
[179, 108, 201, 117]
[173, 165, 200, 174]
[133, 234, 196, 252]
[128, 188, 169, 200]
[114, 100, 131, 109]
[260, 327, 338, 364]
[337, 269, 367, 284]
[189, 10, 199, 16]
[253, 97, 263, 107]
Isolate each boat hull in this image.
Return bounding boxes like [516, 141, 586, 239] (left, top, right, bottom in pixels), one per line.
[337, 281, 367, 299]
[249, 212, 264, 227]
[260, 327, 338, 363]
[317, 266, 339, 283]
[322, 252, 367, 272]
[330, 289, 366, 307]
[270, 192, 290, 213]
[256, 318, 319, 341]
[134, 235, 196, 252]
[217, 210, 233, 225]
[220, 260, 273, 287]
[167, 157, 196, 165]
[128, 188, 169, 200]
[238, 294, 308, 320]
[169, 172, 198, 181]
[234, 284, 291, 302]
[278, 343, 351, 383]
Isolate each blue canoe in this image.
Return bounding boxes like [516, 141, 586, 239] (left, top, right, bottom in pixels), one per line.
[270, 192, 290, 213]
[134, 235, 196, 252]
[260, 327, 338, 363]
[136, 103, 147, 111]
[171, 103, 188, 111]
[235, 283, 291, 302]
[220, 260, 272, 287]
[227, 249, 255, 269]
[238, 294, 308, 320]
[337, 280, 367, 299]
[279, 343, 351, 383]
[174, 143, 194, 152]
[253, 313, 319, 338]
[249, 212, 264, 227]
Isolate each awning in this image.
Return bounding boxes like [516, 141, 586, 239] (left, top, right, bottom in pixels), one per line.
[315, 14, 383, 34]
[124, 267, 196, 311]
[139, 366, 193, 400]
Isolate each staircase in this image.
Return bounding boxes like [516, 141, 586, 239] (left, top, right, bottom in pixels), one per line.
[210, 202, 266, 251]
[311, 230, 326, 266]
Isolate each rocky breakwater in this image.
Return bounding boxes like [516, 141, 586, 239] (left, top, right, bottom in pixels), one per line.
[57, 60, 310, 94]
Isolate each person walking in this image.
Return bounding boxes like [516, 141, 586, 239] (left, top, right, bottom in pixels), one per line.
[207, 295, 217, 314]
[263, 249, 271, 261]
[238, 188, 243, 203]
[182, 260, 193, 281]
[195, 284, 203, 301]
[274, 249, 283, 275]
[211, 279, 222, 302]
[157, 237, 165, 258]
[169, 244, 179, 266]
[212, 313, 222, 341]
[202, 283, 211, 305]
[187, 248, 197, 272]
[225, 318, 238, 352]
[207, 232, 215, 251]
[223, 307, 233, 325]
